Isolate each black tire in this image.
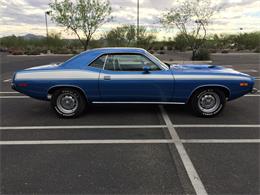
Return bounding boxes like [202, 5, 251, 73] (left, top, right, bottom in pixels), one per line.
[190, 88, 226, 117]
[51, 88, 86, 118]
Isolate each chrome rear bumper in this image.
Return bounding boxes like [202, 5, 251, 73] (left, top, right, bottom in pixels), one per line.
[251, 88, 258, 94]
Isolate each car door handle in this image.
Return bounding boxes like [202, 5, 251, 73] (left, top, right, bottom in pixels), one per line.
[103, 75, 111, 80]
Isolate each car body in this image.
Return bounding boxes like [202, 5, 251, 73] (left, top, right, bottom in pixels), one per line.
[12, 48, 255, 117]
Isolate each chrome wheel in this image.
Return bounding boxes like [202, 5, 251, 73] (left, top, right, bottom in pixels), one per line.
[56, 93, 78, 114]
[198, 91, 220, 113]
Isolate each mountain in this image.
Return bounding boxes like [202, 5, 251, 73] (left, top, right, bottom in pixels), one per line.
[20, 34, 45, 40]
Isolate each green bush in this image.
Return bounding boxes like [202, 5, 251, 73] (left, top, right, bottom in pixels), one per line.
[24, 47, 46, 55]
[71, 50, 80, 54]
[52, 48, 72, 54]
[254, 47, 260, 53]
[209, 49, 217, 53]
[221, 50, 229, 54]
[11, 49, 24, 55]
[158, 50, 165, 54]
[24, 50, 41, 55]
[174, 33, 194, 51]
[192, 48, 211, 60]
[167, 46, 173, 51]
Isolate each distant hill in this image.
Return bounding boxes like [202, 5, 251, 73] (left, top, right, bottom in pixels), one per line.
[20, 34, 45, 40]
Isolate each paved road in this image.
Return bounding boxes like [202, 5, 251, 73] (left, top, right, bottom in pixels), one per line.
[0, 53, 259, 194]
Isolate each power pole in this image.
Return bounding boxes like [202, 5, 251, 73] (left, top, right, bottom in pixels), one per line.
[137, 0, 139, 46]
[45, 11, 51, 52]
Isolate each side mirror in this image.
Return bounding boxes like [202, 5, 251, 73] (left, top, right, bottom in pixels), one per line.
[143, 66, 151, 73]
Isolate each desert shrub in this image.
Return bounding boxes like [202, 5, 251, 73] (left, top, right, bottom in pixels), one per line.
[254, 47, 260, 53]
[221, 50, 229, 54]
[52, 48, 72, 54]
[192, 48, 211, 60]
[71, 50, 80, 54]
[24, 50, 40, 55]
[11, 49, 24, 55]
[167, 46, 173, 51]
[209, 49, 217, 53]
[24, 48, 46, 55]
[174, 33, 193, 51]
[158, 50, 165, 54]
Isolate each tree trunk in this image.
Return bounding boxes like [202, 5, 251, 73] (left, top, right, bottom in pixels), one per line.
[83, 38, 91, 51]
[192, 49, 197, 60]
[191, 49, 196, 60]
[84, 42, 88, 51]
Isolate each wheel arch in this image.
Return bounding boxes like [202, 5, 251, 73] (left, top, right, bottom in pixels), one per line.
[188, 85, 231, 103]
[47, 85, 88, 101]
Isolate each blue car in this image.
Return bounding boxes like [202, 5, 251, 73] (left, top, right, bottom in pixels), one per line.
[12, 48, 256, 118]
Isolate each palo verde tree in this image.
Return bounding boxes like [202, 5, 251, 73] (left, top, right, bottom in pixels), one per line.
[105, 25, 156, 49]
[160, 0, 218, 59]
[49, 0, 112, 50]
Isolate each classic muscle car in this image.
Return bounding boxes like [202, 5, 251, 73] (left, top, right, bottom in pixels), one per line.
[12, 48, 256, 118]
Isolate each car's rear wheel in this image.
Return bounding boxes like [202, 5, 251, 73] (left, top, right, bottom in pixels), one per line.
[51, 88, 86, 118]
[190, 88, 226, 117]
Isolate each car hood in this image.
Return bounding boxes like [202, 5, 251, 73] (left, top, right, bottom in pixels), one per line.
[170, 64, 249, 76]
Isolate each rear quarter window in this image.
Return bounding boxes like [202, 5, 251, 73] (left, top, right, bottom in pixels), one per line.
[89, 55, 107, 69]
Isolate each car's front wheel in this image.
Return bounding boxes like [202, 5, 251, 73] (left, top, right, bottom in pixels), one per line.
[51, 88, 86, 118]
[190, 88, 226, 117]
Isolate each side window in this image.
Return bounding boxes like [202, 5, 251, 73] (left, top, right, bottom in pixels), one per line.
[104, 54, 161, 71]
[89, 55, 107, 69]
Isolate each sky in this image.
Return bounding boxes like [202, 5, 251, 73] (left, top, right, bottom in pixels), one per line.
[1, 0, 260, 40]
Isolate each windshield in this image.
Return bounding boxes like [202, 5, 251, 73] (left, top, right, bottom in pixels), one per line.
[145, 51, 169, 70]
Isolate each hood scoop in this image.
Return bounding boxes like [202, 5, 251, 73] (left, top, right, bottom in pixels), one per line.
[208, 65, 217, 68]
[170, 64, 222, 71]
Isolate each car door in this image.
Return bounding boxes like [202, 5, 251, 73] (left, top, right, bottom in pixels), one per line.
[99, 53, 174, 102]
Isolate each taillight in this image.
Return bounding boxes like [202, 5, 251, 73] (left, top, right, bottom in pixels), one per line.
[240, 82, 248, 87]
[18, 83, 29, 87]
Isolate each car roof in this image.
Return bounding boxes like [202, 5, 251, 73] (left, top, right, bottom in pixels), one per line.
[84, 47, 147, 55]
[61, 47, 149, 69]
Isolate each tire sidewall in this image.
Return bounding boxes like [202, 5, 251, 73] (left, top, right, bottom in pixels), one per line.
[191, 88, 226, 117]
[51, 88, 86, 118]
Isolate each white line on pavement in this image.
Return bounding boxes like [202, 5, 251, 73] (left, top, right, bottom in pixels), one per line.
[173, 124, 260, 128]
[182, 139, 260, 143]
[159, 105, 208, 195]
[1, 139, 259, 145]
[0, 124, 259, 130]
[245, 94, 260, 96]
[0, 96, 29, 98]
[0, 139, 175, 145]
[0, 125, 167, 130]
[238, 69, 258, 73]
[0, 95, 259, 99]
[3, 79, 11, 83]
[0, 92, 19, 94]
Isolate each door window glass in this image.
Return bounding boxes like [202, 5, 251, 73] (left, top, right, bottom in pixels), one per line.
[104, 54, 161, 71]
